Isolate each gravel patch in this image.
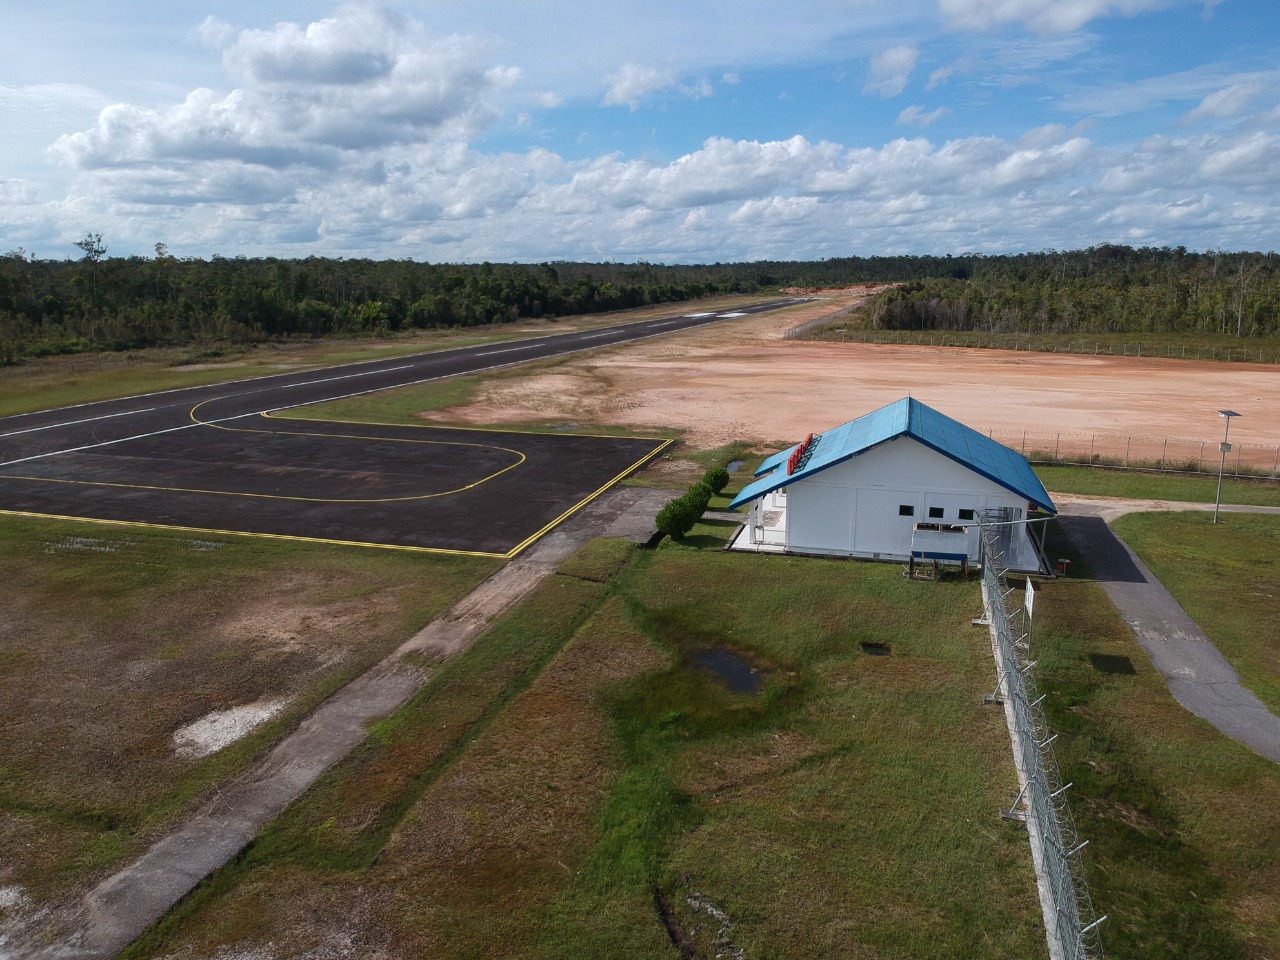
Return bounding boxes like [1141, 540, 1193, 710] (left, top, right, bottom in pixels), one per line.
[172, 699, 291, 759]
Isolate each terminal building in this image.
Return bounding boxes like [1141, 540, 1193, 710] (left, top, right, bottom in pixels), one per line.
[727, 397, 1055, 574]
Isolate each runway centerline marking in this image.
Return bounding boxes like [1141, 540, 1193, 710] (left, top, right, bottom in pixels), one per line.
[0, 363, 420, 467]
[4, 404, 530, 503]
[0, 407, 158, 439]
[0, 414, 255, 469]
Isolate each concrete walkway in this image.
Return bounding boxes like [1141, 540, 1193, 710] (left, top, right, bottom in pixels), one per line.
[1055, 494, 1280, 765]
[18, 485, 675, 960]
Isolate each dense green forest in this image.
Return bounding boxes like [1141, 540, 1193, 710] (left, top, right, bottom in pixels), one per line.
[1, 242, 1277, 364]
[853, 246, 1279, 338]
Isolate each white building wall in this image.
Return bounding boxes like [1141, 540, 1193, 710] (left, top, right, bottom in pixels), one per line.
[782, 436, 1043, 568]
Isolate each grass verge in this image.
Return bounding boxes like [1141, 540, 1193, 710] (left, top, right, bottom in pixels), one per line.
[1034, 521, 1280, 959]
[1110, 511, 1280, 715]
[1036, 465, 1280, 507]
[121, 531, 1046, 959]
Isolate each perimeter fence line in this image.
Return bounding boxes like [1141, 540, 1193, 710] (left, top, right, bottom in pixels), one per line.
[980, 429, 1280, 479]
[790, 327, 1280, 364]
[979, 512, 1106, 960]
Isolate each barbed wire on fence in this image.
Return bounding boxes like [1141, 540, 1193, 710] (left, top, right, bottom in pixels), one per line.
[979, 512, 1107, 960]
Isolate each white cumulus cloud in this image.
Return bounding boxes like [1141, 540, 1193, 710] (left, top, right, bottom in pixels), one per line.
[602, 63, 712, 109]
[51, 8, 517, 171]
[603, 63, 676, 109]
[864, 45, 919, 98]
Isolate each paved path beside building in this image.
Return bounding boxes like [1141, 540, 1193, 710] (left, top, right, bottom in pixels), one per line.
[17, 486, 674, 960]
[1055, 494, 1280, 765]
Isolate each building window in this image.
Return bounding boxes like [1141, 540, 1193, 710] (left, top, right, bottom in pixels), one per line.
[958, 508, 975, 521]
[928, 506, 945, 519]
[898, 504, 915, 516]
[915, 522, 966, 534]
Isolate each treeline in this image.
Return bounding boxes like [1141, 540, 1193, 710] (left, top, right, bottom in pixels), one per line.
[854, 246, 1280, 338]
[3, 244, 1278, 363]
[0, 255, 757, 363]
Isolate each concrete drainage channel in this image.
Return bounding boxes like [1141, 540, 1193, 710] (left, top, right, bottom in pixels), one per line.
[14, 485, 677, 960]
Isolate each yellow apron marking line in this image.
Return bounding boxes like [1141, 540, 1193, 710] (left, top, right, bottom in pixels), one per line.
[0, 468, 520, 505]
[0, 509, 509, 558]
[1, 403, 674, 556]
[0, 403, 528, 505]
[263, 408, 674, 443]
[503, 436, 677, 556]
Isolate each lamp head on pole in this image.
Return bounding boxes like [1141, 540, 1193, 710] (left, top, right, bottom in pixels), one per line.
[1218, 409, 1241, 420]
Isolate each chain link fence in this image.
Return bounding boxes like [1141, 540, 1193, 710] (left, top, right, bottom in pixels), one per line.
[980, 512, 1106, 960]
[792, 328, 1280, 365]
[982, 429, 1280, 479]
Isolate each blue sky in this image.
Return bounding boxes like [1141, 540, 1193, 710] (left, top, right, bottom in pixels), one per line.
[2, 0, 1277, 261]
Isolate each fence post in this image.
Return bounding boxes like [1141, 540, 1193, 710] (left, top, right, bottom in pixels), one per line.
[1161, 438, 1167, 472]
[1055, 433, 1060, 461]
[978, 516, 1106, 960]
[1125, 437, 1130, 466]
[1090, 435, 1095, 461]
[1199, 441, 1204, 473]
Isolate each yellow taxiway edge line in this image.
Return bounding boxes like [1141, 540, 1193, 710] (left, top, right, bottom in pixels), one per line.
[0, 508, 510, 558]
[0, 453, 526, 503]
[263, 408, 675, 443]
[503, 437, 677, 557]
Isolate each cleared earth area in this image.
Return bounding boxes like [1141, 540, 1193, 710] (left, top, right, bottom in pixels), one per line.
[430, 290, 1280, 461]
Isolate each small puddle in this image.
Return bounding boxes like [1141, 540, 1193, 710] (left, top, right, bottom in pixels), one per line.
[1089, 653, 1136, 675]
[692, 647, 763, 693]
[726, 460, 745, 474]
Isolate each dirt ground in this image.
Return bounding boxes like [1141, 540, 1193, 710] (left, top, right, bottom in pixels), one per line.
[429, 288, 1280, 467]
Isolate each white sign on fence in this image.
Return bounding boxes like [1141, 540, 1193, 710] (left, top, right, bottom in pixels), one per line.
[1024, 577, 1035, 620]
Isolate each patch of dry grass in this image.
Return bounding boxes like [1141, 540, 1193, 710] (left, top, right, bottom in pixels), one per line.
[0, 517, 497, 909]
[119, 577, 659, 958]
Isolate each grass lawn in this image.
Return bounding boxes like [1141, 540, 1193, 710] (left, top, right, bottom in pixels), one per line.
[1110, 512, 1280, 716]
[1036, 465, 1280, 508]
[23, 510, 1280, 959]
[1034, 521, 1280, 959]
[122, 528, 1047, 960]
[0, 516, 497, 911]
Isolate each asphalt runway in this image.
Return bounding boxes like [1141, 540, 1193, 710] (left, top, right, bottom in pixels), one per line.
[0, 298, 809, 554]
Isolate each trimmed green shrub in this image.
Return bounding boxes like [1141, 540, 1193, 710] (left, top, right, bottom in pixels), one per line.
[686, 482, 714, 513]
[702, 466, 730, 494]
[656, 497, 700, 538]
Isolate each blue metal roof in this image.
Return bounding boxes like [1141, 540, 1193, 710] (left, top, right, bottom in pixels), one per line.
[728, 397, 1055, 513]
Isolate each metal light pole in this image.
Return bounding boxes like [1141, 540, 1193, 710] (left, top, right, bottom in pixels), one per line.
[1213, 409, 1241, 523]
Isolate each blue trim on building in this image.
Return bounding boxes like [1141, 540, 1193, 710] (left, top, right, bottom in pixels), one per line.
[728, 398, 1055, 513]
